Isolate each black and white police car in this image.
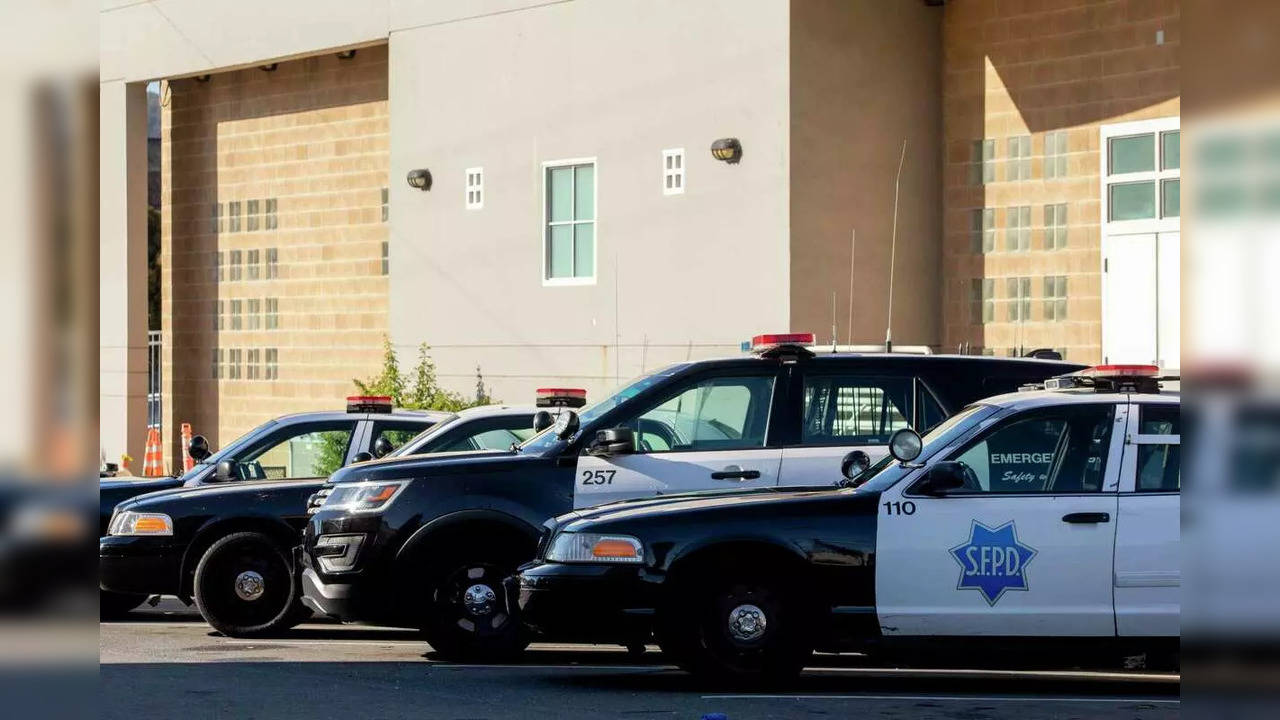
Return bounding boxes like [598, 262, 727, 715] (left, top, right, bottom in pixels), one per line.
[516, 364, 1180, 678]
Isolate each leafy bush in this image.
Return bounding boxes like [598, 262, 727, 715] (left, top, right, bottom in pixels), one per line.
[313, 339, 495, 475]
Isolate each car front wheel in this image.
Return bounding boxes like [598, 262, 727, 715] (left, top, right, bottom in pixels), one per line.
[419, 553, 529, 661]
[193, 531, 306, 637]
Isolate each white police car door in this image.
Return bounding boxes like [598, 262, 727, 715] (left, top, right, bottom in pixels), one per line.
[1113, 400, 1180, 637]
[875, 401, 1126, 636]
[778, 374, 946, 487]
[574, 373, 781, 508]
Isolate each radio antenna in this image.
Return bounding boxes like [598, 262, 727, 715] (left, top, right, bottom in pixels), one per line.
[885, 139, 906, 353]
[847, 229, 855, 348]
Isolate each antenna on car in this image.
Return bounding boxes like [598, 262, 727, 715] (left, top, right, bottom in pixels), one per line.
[884, 139, 906, 354]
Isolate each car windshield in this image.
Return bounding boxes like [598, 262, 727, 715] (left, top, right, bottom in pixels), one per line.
[517, 368, 679, 454]
[196, 419, 278, 467]
[853, 403, 997, 492]
[386, 415, 463, 457]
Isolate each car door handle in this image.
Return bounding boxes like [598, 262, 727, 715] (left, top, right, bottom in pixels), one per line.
[711, 469, 761, 480]
[1062, 512, 1111, 524]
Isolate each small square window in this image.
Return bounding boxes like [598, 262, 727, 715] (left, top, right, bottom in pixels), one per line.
[970, 139, 995, 185]
[1006, 136, 1031, 181]
[247, 349, 260, 380]
[229, 250, 242, 281]
[1005, 206, 1031, 251]
[247, 249, 260, 281]
[381, 241, 389, 276]
[265, 348, 278, 380]
[1109, 134, 1155, 175]
[212, 348, 221, 379]
[1044, 275, 1068, 321]
[1006, 276, 1032, 322]
[211, 203, 223, 235]
[230, 299, 242, 330]
[381, 188, 389, 222]
[228, 201, 242, 233]
[265, 298, 279, 330]
[247, 199, 260, 232]
[215, 251, 224, 282]
[1044, 131, 1069, 179]
[228, 349, 241, 380]
[970, 278, 994, 324]
[465, 169, 483, 209]
[215, 300, 224, 331]
[265, 248, 278, 279]
[265, 198, 278, 230]
[1043, 203, 1068, 249]
[970, 208, 994, 254]
[663, 149, 685, 195]
[247, 298, 261, 330]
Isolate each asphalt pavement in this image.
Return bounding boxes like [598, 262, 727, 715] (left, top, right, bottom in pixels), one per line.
[100, 600, 1180, 719]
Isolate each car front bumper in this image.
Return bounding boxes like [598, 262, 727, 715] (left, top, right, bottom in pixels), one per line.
[514, 561, 662, 643]
[99, 535, 184, 595]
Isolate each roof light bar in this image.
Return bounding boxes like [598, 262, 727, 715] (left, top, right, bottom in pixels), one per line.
[347, 395, 394, 413]
[1077, 364, 1161, 377]
[536, 388, 588, 409]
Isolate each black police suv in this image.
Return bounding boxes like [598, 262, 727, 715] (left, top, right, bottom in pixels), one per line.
[98, 397, 454, 626]
[301, 341, 1081, 659]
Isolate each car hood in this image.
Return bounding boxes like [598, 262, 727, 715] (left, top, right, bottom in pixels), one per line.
[557, 485, 858, 531]
[118, 477, 323, 510]
[100, 476, 183, 493]
[328, 448, 527, 483]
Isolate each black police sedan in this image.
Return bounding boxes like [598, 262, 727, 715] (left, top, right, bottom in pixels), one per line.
[98, 397, 453, 624]
[301, 339, 1081, 660]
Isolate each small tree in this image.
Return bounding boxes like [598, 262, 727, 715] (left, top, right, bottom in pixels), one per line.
[313, 338, 496, 475]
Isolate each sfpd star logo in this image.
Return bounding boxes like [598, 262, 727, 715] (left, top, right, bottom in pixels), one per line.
[948, 520, 1037, 606]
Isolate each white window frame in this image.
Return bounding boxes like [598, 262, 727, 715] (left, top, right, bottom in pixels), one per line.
[662, 148, 685, 195]
[465, 167, 484, 210]
[541, 157, 598, 287]
[1099, 117, 1180, 236]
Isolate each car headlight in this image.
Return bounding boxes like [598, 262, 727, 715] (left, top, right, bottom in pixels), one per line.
[313, 534, 365, 573]
[108, 511, 174, 536]
[544, 532, 644, 564]
[320, 481, 409, 514]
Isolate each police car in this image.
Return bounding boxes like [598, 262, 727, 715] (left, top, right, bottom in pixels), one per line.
[99, 399, 537, 632]
[300, 337, 1080, 660]
[515, 364, 1179, 679]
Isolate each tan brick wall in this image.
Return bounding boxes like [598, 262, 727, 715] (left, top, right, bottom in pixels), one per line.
[941, 0, 1179, 361]
[161, 46, 390, 460]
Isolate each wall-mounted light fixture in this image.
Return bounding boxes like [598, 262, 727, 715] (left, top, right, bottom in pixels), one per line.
[194, 74, 211, 83]
[259, 63, 278, 72]
[711, 138, 742, 164]
[336, 49, 357, 60]
[406, 169, 433, 191]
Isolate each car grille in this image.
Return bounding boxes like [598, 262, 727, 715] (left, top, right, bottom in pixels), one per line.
[306, 485, 334, 515]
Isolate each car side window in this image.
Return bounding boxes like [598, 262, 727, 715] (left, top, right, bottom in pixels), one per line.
[946, 404, 1116, 493]
[370, 421, 431, 455]
[439, 416, 537, 453]
[801, 376, 912, 446]
[623, 375, 775, 453]
[236, 421, 356, 480]
[1136, 404, 1180, 492]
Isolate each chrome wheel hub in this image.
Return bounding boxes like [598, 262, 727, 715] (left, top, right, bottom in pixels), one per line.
[727, 603, 767, 642]
[234, 570, 265, 602]
[462, 583, 497, 616]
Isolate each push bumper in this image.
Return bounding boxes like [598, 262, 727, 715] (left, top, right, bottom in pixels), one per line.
[514, 561, 661, 643]
[99, 535, 184, 595]
[299, 567, 356, 619]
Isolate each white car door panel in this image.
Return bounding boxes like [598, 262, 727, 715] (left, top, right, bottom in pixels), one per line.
[875, 401, 1127, 637]
[778, 445, 887, 489]
[574, 449, 782, 508]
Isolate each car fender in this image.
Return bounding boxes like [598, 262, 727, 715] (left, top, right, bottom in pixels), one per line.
[395, 508, 540, 565]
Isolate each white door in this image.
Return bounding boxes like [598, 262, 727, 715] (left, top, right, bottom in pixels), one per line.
[574, 373, 781, 509]
[1113, 401, 1180, 636]
[1156, 232, 1180, 370]
[875, 401, 1126, 636]
[1103, 233, 1158, 365]
[779, 374, 945, 487]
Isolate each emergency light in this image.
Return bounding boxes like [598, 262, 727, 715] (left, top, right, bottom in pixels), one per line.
[1044, 364, 1168, 393]
[346, 395, 394, 413]
[750, 333, 815, 352]
[536, 388, 588, 409]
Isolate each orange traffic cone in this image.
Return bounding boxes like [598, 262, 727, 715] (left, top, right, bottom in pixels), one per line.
[180, 423, 195, 472]
[142, 427, 164, 477]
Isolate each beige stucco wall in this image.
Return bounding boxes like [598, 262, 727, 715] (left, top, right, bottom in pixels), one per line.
[387, 0, 792, 403]
[789, 0, 943, 350]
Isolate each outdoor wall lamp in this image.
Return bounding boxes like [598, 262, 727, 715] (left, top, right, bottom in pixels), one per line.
[406, 169, 433, 191]
[194, 74, 211, 83]
[259, 63, 278, 72]
[336, 50, 357, 60]
[711, 137, 742, 164]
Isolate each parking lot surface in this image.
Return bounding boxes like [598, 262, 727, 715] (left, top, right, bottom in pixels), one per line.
[100, 601, 1179, 720]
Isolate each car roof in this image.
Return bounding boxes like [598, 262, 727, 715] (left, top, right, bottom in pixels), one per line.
[452, 404, 538, 419]
[979, 387, 1181, 411]
[661, 352, 1083, 373]
[271, 409, 456, 424]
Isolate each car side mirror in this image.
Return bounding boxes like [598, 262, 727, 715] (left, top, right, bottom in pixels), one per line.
[532, 410, 554, 434]
[587, 427, 635, 457]
[916, 461, 969, 496]
[352, 451, 374, 464]
[553, 409, 580, 440]
[372, 436, 394, 459]
[838, 450, 871, 487]
[214, 460, 236, 482]
[188, 434, 211, 462]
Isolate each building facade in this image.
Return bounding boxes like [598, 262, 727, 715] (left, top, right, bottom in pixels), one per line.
[100, 0, 1181, 469]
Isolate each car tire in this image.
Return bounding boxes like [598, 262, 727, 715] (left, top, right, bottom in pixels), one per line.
[100, 590, 147, 620]
[193, 531, 304, 638]
[419, 547, 530, 662]
[657, 569, 812, 683]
